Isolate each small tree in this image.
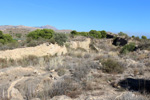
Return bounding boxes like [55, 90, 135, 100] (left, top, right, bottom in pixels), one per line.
[132, 35, 135, 38]
[141, 35, 147, 39]
[71, 30, 78, 36]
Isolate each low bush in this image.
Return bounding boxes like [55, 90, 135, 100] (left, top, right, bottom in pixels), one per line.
[120, 43, 136, 54]
[134, 36, 141, 41]
[138, 39, 150, 50]
[56, 67, 66, 76]
[49, 78, 81, 98]
[78, 32, 89, 36]
[118, 32, 128, 37]
[70, 30, 107, 39]
[53, 33, 68, 46]
[15, 33, 22, 38]
[0, 41, 19, 50]
[89, 30, 102, 39]
[101, 58, 124, 74]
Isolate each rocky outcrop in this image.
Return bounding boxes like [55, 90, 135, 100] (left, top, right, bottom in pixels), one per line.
[0, 43, 67, 60]
[112, 37, 128, 46]
[106, 34, 115, 38]
[69, 38, 91, 51]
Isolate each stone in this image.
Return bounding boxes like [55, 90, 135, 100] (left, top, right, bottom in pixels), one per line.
[10, 88, 24, 100]
[112, 37, 128, 46]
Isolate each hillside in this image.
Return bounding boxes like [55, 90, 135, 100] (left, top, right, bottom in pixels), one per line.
[0, 30, 150, 100]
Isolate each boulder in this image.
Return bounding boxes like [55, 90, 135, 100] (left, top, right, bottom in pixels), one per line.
[69, 38, 91, 51]
[106, 34, 115, 38]
[112, 37, 128, 46]
[10, 88, 24, 100]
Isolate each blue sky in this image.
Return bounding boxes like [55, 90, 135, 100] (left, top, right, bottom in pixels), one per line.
[1, 0, 150, 37]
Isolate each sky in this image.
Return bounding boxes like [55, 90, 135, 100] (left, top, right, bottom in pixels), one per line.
[0, 0, 150, 37]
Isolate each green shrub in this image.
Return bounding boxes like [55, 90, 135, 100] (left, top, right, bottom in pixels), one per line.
[71, 30, 78, 36]
[118, 32, 128, 37]
[134, 36, 140, 41]
[70, 30, 107, 39]
[0, 39, 5, 44]
[101, 58, 124, 74]
[27, 29, 40, 39]
[27, 29, 54, 40]
[120, 43, 136, 54]
[54, 33, 68, 46]
[141, 35, 147, 39]
[39, 29, 54, 39]
[78, 32, 89, 36]
[0, 31, 3, 38]
[89, 30, 102, 39]
[3, 34, 14, 42]
[100, 30, 107, 38]
[15, 33, 22, 38]
[132, 35, 135, 38]
[0, 31, 14, 44]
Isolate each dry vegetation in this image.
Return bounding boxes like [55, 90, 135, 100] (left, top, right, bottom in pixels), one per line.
[0, 29, 150, 100]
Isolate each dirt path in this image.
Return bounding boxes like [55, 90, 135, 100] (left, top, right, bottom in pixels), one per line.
[7, 77, 26, 98]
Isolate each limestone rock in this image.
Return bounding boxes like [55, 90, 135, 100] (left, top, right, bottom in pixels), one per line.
[70, 38, 91, 51]
[10, 88, 23, 100]
[0, 43, 67, 60]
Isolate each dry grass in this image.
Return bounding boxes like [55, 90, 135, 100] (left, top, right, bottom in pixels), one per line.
[0, 55, 64, 70]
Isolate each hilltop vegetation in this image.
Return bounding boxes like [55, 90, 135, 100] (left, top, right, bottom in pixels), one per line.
[0, 28, 149, 54]
[0, 31, 15, 44]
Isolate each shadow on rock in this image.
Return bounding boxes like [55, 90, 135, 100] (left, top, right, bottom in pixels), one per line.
[119, 78, 150, 93]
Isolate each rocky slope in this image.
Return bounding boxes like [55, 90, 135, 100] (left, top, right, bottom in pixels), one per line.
[0, 37, 149, 100]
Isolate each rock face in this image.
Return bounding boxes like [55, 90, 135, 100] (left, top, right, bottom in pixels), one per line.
[0, 43, 67, 60]
[106, 34, 115, 38]
[69, 38, 91, 51]
[112, 37, 128, 46]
